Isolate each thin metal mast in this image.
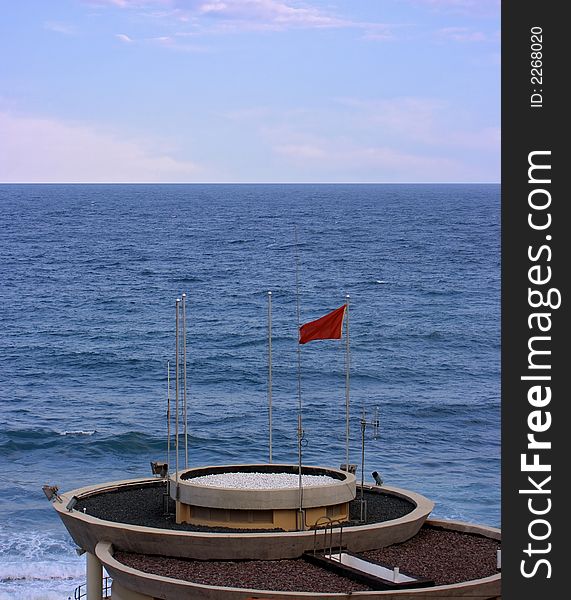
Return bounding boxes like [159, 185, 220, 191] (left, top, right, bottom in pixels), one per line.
[175, 298, 180, 487]
[167, 360, 171, 477]
[294, 227, 304, 527]
[345, 294, 351, 471]
[182, 293, 188, 469]
[360, 406, 366, 522]
[268, 290, 273, 463]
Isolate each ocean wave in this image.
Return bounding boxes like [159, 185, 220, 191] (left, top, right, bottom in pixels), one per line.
[0, 428, 59, 452]
[0, 428, 161, 455]
[88, 430, 171, 455]
[0, 560, 83, 583]
[228, 238, 255, 245]
[0, 530, 77, 562]
[227, 338, 265, 349]
[0, 558, 85, 600]
[21, 346, 158, 373]
[0, 426, 246, 456]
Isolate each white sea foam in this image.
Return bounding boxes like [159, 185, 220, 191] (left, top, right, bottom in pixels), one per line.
[0, 559, 84, 582]
[0, 559, 85, 600]
[0, 530, 73, 560]
[190, 472, 336, 489]
[0, 531, 86, 600]
[58, 430, 96, 436]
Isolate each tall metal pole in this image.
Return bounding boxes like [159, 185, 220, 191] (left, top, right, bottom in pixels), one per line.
[294, 227, 304, 527]
[360, 407, 366, 522]
[175, 298, 180, 486]
[167, 361, 171, 477]
[182, 293, 188, 469]
[345, 294, 351, 471]
[268, 291, 273, 463]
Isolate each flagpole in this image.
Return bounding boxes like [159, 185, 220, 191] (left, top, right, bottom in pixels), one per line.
[268, 291, 273, 463]
[345, 294, 351, 472]
[166, 360, 171, 478]
[182, 293, 188, 469]
[175, 298, 180, 488]
[360, 406, 366, 522]
[294, 227, 304, 528]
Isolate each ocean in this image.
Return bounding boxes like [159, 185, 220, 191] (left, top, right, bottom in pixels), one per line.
[0, 183, 500, 599]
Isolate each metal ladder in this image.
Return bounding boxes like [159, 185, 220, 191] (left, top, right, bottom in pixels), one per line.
[312, 516, 344, 557]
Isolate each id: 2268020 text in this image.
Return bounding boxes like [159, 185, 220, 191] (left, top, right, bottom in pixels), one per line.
[530, 26, 543, 108]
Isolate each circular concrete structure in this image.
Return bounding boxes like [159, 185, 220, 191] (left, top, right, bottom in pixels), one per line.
[96, 520, 501, 600]
[171, 464, 356, 530]
[51, 474, 500, 600]
[53, 477, 434, 560]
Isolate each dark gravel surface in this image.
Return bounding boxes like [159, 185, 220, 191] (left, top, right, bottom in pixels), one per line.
[362, 526, 500, 586]
[114, 553, 372, 593]
[75, 481, 414, 532]
[115, 526, 500, 591]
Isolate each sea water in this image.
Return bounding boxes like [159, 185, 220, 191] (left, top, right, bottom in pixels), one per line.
[0, 184, 500, 599]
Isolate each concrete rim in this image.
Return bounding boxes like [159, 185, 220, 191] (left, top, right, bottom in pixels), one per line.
[96, 518, 501, 599]
[54, 477, 432, 538]
[171, 463, 357, 510]
[53, 478, 435, 560]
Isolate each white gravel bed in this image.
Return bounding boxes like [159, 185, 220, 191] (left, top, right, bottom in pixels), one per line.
[189, 472, 336, 489]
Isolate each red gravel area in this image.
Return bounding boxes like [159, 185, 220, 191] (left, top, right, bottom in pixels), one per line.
[114, 553, 371, 593]
[114, 526, 500, 592]
[362, 526, 500, 586]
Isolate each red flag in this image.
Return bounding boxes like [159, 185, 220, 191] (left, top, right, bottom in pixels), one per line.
[299, 304, 347, 344]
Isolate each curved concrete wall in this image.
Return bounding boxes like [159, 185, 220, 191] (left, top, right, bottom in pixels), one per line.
[53, 478, 433, 560]
[172, 463, 356, 510]
[426, 518, 501, 540]
[96, 520, 501, 600]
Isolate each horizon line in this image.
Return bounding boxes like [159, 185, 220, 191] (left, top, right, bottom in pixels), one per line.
[0, 181, 501, 185]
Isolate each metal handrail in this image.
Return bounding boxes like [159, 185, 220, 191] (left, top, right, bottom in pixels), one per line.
[311, 516, 344, 557]
[72, 576, 112, 600]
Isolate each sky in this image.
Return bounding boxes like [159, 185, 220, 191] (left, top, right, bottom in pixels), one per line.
[0, 0, 500, 183]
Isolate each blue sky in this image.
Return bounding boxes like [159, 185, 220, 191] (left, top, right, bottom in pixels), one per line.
[0, 0, 500, 182]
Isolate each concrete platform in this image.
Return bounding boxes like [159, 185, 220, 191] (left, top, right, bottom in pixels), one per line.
[96, 520, 501, 600]
[172, 464, 356, 530]
[55, 477, 434, 560]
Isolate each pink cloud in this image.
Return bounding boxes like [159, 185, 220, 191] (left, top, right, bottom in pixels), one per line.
[196, 0, 349, 29]
[44, 21, 77, 35]
[87, 0, 395, 36]
[273, 137, 476, 182]
[257, 99, 499, 181]
[147, 35, 211, 52]
[336, 97, 499, 152]
[0, 111, 202, 183]
[410, 0, 500, 15]
[274, 143, 327, 160]
[85, 0, 168, 7]
[437, 27, 489, 42]
[115, 33, 134, 42]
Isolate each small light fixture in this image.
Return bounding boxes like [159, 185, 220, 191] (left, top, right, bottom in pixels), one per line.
[372, 471, 383, 486]
[150, 461, 168, 477]
[42, 485, 62, 502]
[66, 496, 78, 512]
[340, 463, 357, 474]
